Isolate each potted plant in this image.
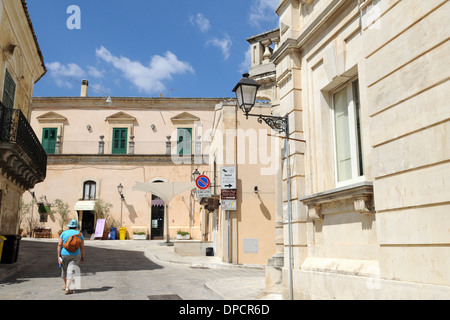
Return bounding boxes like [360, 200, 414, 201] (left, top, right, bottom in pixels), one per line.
[176, 230, 190, 240]
[52, 199, 71, 236]
[132, 231, 147, 240]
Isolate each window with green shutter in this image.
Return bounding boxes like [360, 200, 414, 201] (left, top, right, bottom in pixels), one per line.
[42, 128, 57, 154]
[112, 128, 127, 154]
[177, 128, 192, 156]
[2, 69, 16, 109]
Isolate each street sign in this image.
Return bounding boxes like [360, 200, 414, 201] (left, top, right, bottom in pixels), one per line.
[221, 200, 236, 211]
[221, 166, 236, 189]
[196, 175, 210, 190]
[221, 189, 236, 200]
[197, 187, 211, 198]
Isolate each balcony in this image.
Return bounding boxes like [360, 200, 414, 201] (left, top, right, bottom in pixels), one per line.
[0, 102, 47, 189]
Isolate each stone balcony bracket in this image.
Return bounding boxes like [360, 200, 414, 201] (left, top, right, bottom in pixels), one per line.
[300, 181, 375, 221]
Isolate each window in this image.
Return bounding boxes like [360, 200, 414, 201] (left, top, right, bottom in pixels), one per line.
[177, 128, 192, 156]
[2, 69, 16, 109]
[42, 128, 57, 154]
[332, 79, 364, 184]
[83, 181, 96, 200]
[112, 128, 127, 154]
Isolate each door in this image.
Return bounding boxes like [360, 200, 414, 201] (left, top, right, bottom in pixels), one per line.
[80, 210, 95, 235]
[42, 128, 57, 154]
[151, 195, 165, 240]
[112, 128, 127, 154]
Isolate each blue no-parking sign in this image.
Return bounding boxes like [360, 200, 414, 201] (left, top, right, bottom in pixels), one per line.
[195, 175, 211, 190]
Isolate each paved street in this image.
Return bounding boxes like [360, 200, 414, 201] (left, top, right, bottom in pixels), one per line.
[0, 238, 272, 300]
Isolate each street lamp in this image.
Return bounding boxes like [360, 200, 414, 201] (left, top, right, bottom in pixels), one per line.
[117, 183, 124, 226]
[192, 168, 201, 182]
[233, 74, 293, 300]
[232, 73, 260, 118]
[232, 73, 288, 133]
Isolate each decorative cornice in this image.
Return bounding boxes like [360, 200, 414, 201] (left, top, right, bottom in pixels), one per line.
[300, 181, 375, 220]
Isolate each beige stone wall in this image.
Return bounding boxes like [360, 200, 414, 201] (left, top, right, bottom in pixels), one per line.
[209, 101, 277, 265]
[273, 0, 450, 299]
[0, 0, 45, 118]
[0, 0, 45, 235]
[364, 0, 450, 287]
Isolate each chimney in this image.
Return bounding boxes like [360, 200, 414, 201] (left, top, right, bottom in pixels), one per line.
[81, 79, 89, 97]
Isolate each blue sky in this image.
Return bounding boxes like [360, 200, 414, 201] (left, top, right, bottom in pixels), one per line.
[27, 0, 279, 98]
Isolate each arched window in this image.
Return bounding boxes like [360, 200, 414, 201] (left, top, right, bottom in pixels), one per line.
[83, 181, 96, 200]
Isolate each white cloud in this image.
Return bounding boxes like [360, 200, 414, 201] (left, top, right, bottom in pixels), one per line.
[238, 47, 252, 74]
[207, 35, 232, 60]
[46, 62, 84, 87]
[87, 66, 104, 79]
[249, 0, 279, 29]
[95, 46, 194, 94]
[190, 13, 211, 33]
[46, 61, 104, 88]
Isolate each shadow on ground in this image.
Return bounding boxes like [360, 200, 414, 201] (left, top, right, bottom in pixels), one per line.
[0, 240, 163, 285]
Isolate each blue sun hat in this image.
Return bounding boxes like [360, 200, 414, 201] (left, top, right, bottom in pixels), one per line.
[67, 219, 79, 228]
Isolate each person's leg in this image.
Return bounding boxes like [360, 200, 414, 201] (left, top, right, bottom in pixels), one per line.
[65, 255, 81, 294]
[61, 256, 69, 290]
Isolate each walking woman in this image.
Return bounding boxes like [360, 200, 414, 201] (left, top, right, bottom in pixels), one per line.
[57, 219, 85, 295]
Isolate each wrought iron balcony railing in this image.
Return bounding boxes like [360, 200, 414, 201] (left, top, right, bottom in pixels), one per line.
[0, 102, 47, 189]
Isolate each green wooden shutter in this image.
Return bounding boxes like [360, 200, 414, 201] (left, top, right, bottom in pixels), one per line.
[112, 128, 127, 154]
[177, 128, 192, 156]
[42, 128, 57, 154]
[2, 69, 16, 109]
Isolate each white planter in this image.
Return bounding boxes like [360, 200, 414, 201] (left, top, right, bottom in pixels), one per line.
[176, 234, 190, 240]
[133, 234, 147, 240]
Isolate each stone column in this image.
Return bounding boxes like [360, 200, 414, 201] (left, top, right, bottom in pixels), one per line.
[165, 136, 171, 155]
[98, 135, 104, 154]
[128, 135, 135, 154]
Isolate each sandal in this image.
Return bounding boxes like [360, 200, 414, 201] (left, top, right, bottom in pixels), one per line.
[65, 288, 73, 295]
[62, 285, 66, 291]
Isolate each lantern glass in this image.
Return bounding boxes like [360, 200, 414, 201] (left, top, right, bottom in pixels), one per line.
[232, 73, 259, 114]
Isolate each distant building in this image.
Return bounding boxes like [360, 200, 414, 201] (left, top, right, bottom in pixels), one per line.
[249, 0, 450, 299]
[25, 82, 223, 241]
[0, 0, 47, 235]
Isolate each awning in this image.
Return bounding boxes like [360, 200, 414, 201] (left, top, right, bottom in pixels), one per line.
[131, 181, 195, 204]
[151, 199, 165, 206]
[74, 200, 96, 211]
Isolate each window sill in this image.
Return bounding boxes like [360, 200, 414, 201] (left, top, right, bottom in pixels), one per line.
[299, 181, 374, 220]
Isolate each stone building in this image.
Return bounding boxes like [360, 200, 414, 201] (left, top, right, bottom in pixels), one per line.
[206, 99, 278, 266]
[0, 0, 47, 235]
[24, 83, 223, 241]
[249, 0, 449, 299]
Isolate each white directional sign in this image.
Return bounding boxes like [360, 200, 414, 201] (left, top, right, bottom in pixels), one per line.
[221, 200, 236, 211]
[221, 166, 236, 189]
[197, 187, 211, 198]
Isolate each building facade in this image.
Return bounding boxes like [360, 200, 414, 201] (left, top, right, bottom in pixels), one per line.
[0, 0, 47, 235]
[24, 86, 223, 241]
[250, 0, 449, 299]
[207, 99, 278, 266]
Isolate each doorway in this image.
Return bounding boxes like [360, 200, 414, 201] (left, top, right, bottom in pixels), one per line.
[151, 195, 165, 240]
[80, 210, 95, 237]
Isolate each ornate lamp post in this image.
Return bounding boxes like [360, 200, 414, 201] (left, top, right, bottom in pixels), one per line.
[117, 183, 125, 226]
[233, 73, 293, 300]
